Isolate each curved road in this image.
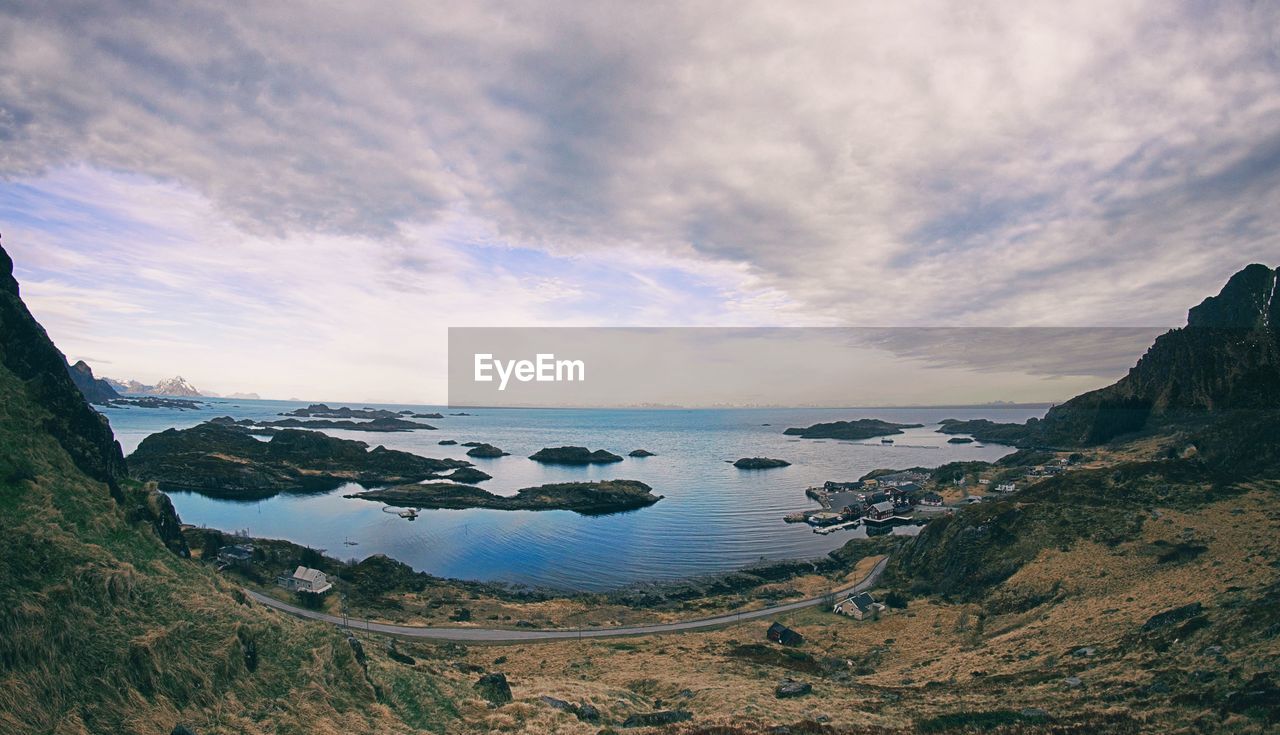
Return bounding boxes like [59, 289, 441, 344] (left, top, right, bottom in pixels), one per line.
[245, 557, 889, 643]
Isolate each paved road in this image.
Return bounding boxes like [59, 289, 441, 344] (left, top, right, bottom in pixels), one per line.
[244, 556, 889, 643]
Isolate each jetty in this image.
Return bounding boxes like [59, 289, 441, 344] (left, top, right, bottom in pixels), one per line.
[813, 519, 860, 535]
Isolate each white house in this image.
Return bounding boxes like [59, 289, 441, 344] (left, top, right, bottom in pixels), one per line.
[277, 566, 332, 594]
[834, 592, 887, 620]
[995, 483, 1017, 493]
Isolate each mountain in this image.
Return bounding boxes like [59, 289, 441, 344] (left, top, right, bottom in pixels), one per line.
[104, 377, 151, 394]
[105, 375, 204, 397]
[940, 264, 1280, 448]
[65, 359, 121, 404]
[152, 375, 202, 397]
[895, 265, 1280, 601]
[1036, 263, 1279, 444]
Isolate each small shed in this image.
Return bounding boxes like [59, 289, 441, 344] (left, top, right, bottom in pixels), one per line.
[766, 622, 804, 646]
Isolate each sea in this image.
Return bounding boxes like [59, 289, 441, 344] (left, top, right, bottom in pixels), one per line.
[102, 399, 1043, 591]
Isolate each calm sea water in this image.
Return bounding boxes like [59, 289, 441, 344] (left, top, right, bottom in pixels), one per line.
[103, 399, 1042, 591]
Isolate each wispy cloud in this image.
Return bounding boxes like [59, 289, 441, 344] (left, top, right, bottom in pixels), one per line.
[1, 1, 1278, 399]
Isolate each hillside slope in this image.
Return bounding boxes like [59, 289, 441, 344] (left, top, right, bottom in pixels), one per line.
[0, 244, 467, 734]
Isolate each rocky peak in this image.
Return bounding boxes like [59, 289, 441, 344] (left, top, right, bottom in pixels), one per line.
[1186, 263, 1279, 331]
[66, 359, 121, 404]
[153, 375, 201, 397]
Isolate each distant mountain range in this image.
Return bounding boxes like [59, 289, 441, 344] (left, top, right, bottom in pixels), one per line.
[105, 375, 203, 397]
[64, 364, 261, 403]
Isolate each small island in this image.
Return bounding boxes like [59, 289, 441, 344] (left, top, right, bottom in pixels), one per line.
[280, 403, 404, 419]
[936, 418, 1034, 445]
[444, 466, 493, 483]
[345, 479, 662, 515]
[947, 436, 975, 444]
[782, 418, 923, 440]
[128, 421, 470, 497]
[733, 457, 791, 469]
[529, 446, 624, 464]
[438, 439, 458, 445]
[628, 449, 656, 457]
[465, 443, 509, 458]
[259, 416, 435, 432]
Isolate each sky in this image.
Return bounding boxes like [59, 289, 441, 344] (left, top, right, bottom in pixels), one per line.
[1, 1, 1278, 403]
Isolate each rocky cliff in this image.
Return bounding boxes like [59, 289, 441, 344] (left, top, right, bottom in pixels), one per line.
[0, 245, 129, 498]
[66, 359, 121, 404]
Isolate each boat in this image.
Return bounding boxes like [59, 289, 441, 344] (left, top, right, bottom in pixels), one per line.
[397, 508, 418, 520]
[881, 438, 894, 444]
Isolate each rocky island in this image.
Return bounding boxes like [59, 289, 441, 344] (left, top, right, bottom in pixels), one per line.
[465, 443, 509, 458]
[733, 457, 791, 469]
[628, 449, 656, 457]
[263, 416, 435, 432]
[345, 479, 662, 514]
[444, 466, 493, 483]
[128, 421, 470, 498]
[936, 418, 1034, 445]
[529, 446, 624, 464]
[782, 418, 923, 440]
[281, 403, 404, 419]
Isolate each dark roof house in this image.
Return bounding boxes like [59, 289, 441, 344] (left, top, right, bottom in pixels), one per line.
[766, 622, 804, 646]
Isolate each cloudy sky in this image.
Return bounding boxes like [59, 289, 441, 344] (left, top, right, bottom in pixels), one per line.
[1, 1, 1278, 402]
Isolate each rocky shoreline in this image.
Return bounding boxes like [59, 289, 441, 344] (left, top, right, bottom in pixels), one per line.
[128, 421, 469, 497]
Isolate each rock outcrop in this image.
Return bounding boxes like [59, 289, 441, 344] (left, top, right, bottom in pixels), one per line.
[528, 446, 623, 464]
[474, 673, 512, 705]
[0, 244, 129, 499]
[66, 359, 120, 404]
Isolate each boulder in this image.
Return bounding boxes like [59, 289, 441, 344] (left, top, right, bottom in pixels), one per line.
[474, 672, 512, 704]
[775, 679, 812, 698]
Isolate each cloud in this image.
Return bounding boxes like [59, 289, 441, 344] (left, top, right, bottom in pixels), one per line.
[2, 0, 1279, 400]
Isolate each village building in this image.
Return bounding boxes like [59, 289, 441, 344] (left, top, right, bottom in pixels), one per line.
[276, 566, 333, 594]
[833, 592, 887, 620]
[866, 500, 897, 521]
[766, 622, 804, 646]
[215, 543, 254, 569]
[920, 491, 945, 506]
[995, 482, 1017, 493]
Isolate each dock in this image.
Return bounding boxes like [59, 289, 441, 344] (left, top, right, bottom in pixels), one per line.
[813, 519, 860, 535]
